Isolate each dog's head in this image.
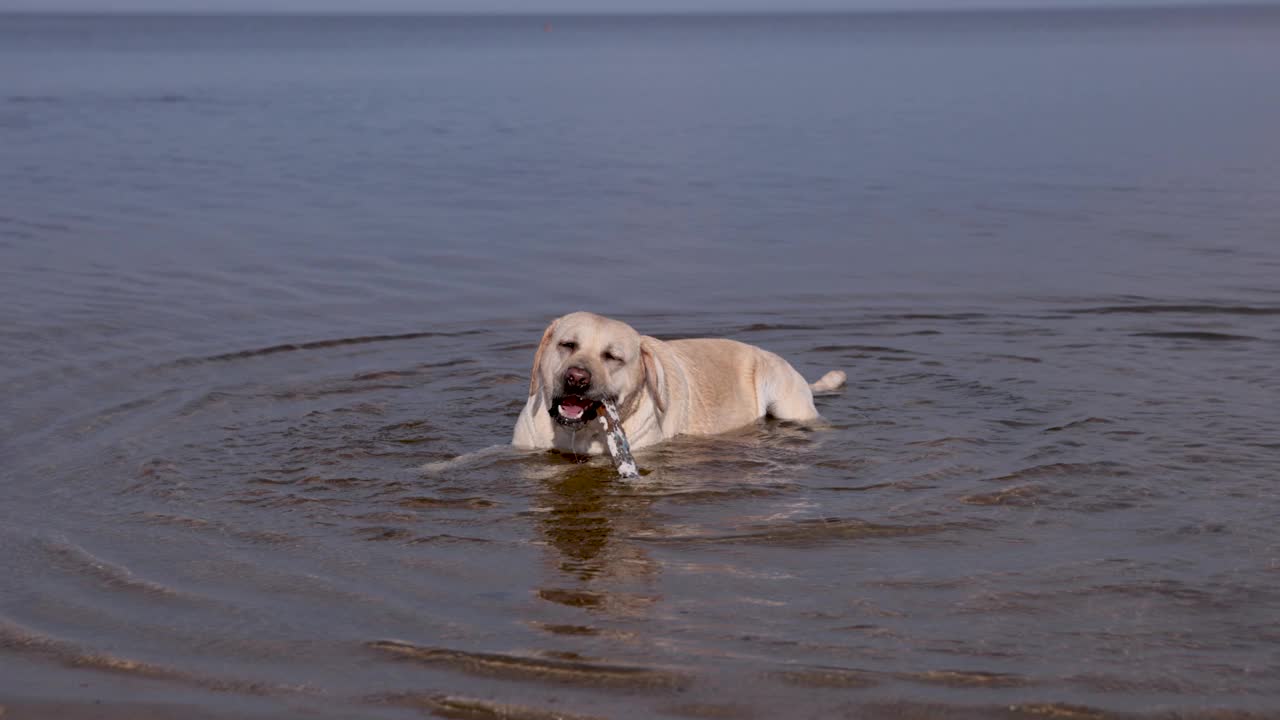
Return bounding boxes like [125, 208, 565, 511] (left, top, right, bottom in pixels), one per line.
[527, 312, 667, 429]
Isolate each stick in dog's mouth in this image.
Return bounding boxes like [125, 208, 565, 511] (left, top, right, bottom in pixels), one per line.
[548, 395, 639, 478]
[595, 398, 639, 479]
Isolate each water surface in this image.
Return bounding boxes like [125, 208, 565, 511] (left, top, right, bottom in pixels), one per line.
[2, 7, 1280, 718]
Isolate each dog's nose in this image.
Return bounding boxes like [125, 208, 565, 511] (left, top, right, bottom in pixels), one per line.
[564, 366, 591, 390]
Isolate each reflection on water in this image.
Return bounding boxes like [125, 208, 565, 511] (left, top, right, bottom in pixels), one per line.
[539, 464, 634, 581]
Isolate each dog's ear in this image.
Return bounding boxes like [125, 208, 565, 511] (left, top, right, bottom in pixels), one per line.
[640, 336, 669, 414]
[528, 318, 559, 398]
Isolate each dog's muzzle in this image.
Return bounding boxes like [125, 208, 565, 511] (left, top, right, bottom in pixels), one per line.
[550, 394, 601, 426]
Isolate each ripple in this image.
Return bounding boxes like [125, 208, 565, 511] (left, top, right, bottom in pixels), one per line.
[131, 512, 298, 545]
[621, 485, 794, 504]
[0, 619, 307, 697]
[890, 313, 990, 321]
[1070, 304, 1280, 316]
[901, 669, 1035, 688]
[961, 484, 1060, 507]
[39, 540, 188, 601]
[1065, 672, 1205, 695]
[986, 462, 1132, 483]
[367, 640, 691, 689]
[397, 495, 498, 509]
[531, 584, 598, 606]
[1007, 703, 1109, 719]
[658, 702, 755, 720]
[171, 329, 487, 366]
[1044, 417, 1113, 433]
[529, 622, 601, 636]
[374, 693, 605, 720]
[5, 94, 61, 104]
[776, 662, 1036, 691]
[630, 517, 974, 546]
[6, 93, 196, 105]
[736, 323, 823, 333]
[811, 344, 914, 354]
[772, 665, 883, 688]
[1131, 331, 1259, 342]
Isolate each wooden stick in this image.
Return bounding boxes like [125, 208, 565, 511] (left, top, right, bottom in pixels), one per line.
[595, 398, 639, 478]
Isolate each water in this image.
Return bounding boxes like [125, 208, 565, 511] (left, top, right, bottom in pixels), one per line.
[3, 7, 1280, 718]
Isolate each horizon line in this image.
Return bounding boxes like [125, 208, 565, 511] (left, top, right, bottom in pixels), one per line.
[2, 1, 1278, 16]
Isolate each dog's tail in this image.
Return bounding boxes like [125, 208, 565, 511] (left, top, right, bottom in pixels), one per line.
[809, 370, 847, 393]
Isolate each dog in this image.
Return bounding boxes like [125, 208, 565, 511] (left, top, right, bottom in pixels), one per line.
[512, 312, 845, 455]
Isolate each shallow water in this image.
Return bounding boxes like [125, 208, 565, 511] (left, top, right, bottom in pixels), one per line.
[3, 8, 1280, 719]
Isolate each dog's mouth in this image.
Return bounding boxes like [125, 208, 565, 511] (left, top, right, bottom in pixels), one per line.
[550, 394, 602, 426]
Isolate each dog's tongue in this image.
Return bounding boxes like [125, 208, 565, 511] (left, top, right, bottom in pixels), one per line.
[559, 396, 592, 419]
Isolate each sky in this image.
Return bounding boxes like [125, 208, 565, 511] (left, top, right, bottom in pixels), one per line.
[0, 0, 1267, 12]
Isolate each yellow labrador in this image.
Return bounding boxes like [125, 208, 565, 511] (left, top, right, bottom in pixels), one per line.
[512, 312, 845, 454]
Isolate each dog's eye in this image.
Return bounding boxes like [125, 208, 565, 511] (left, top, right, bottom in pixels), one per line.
[558, 341, 577, 352]
[603, 351, 623, 363]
